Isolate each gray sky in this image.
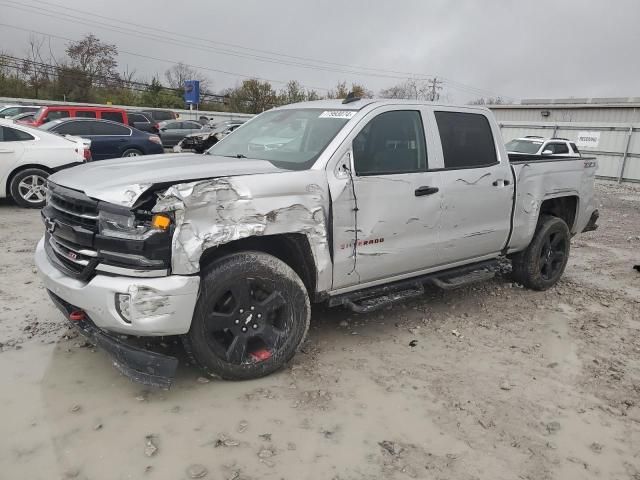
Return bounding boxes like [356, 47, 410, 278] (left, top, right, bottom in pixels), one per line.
[1, 0, 640, 103]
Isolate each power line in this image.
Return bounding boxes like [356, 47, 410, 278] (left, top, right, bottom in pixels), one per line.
[1, 0, 515, 100]
[0, 23, 331, 92]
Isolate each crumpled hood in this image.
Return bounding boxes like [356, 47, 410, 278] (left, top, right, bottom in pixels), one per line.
[48, 153, 284, 207]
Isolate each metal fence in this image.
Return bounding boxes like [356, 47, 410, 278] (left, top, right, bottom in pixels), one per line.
[498, 121, 640, 183]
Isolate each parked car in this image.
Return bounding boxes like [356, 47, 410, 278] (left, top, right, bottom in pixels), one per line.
[40, 118, 164, 160]
[0, 105, 41, 118]
[24, 105, 129, 127]
[10, 112, 36, 123]
[141, 109, 178, 122]
[174, 120, 245, 153]
[35, 99, 598, 387]
[0, 118, 90, 208]
[506, 136, 581, 157]
[157, 120, 203, 147]
[126, 111, 156, 133]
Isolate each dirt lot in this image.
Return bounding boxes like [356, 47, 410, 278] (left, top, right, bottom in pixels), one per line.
[1, 180, 639, 480]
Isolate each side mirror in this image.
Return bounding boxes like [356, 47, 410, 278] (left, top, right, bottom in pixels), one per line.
[542, 149, 553, 156]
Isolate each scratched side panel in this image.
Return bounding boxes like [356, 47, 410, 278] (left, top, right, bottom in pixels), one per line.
[508, 159, 597, 252]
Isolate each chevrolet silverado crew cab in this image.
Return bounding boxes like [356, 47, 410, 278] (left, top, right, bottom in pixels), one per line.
[35, 98, 599, 387]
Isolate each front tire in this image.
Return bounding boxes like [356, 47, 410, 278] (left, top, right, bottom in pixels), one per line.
[185, 252, 311, 380]
[511, 215, 571, 290]
[9, 168, 49, 208]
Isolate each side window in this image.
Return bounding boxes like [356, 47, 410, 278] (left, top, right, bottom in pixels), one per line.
[0, 126, 35, 141]
[435, 111, 497, 169]
[554, 143, 569, 154]
[570, 142, 579, 154]
[54, 121, 92, 136]
[101, 111, 124, 123]
[46, 110, 70, 122]
[353, 110, 427, 176]
[91, 122, 131, 135]
[76, 111, 96, 118]
[185, 121, 201, 129]
[129, 113, 148, 123]
[165, 122, 181, 129]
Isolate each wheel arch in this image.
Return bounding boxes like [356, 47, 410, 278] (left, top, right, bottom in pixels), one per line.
[199, 233, 319, 300]
[539, 195, 578, 231]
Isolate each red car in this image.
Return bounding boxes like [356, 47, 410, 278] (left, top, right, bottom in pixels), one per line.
[21, 105, 129, 127]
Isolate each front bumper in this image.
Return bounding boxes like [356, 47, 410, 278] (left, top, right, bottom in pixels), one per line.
[48, 291, 178, 389]
[35, 238, 199, 336]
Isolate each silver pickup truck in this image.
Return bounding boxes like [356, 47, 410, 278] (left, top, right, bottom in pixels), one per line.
[35, 98, 599, 387]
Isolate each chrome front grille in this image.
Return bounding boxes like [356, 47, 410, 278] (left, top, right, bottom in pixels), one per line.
[48, 184, 99, 232]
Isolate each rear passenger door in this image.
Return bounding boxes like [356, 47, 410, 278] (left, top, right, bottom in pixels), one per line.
[159, 121, 184, 146]
[86, 121, 132, 160]
[429, 109, 514, 265]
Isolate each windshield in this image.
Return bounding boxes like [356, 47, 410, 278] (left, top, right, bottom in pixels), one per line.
[208, 108, 355, 170]
[505, 139, 543, 154]
[39, 120, 63, 131]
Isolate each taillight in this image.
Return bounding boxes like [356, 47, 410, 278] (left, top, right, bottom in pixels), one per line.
[83, 148, 92, 161]
[149, 135, 161, 145]
[153, 123, 160, 131]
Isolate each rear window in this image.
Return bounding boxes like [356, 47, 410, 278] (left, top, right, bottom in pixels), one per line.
[101, 111, 124, 123]
[570, 142, 580, 153]
[76, 111, 96, 118]
[435, 111, 497, 169]
[0, 126, 34, 141]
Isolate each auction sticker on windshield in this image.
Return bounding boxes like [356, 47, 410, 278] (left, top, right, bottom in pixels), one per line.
[319, 111, 357, 119]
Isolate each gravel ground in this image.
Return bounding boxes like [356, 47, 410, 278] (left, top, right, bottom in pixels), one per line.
[0, 180, 639, 480]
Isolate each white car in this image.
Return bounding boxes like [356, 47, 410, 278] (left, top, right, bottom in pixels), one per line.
[0, 104, 41, 119]
[506, 136, 581, 157]
[0, 119, 91, 208]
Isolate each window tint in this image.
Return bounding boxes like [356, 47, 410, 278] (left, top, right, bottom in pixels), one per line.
[545, 142, 569, 154]
[353, 110, 427, 176]
[91, 122, 130, 135]
[164, 122, 181, 129]
[0, 126, 35, 141]
[46, 110, 70, 121]
[53, 121, 93, 136]
[184, 121, 201, 129]
[101, 111, 124, 123]
[570, 142, 579, 153]
[76, 111, 96, 118]
[435, 111, 497, 169]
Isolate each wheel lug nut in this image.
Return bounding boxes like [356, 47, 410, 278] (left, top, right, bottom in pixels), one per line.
[253, 324, 258, 329]
[241, 327, 247, 332]
[234, 319, 240, 324]
[257, 314, 262, 319]
[250, 306, 255, 311]
[239, 309, 244, 314]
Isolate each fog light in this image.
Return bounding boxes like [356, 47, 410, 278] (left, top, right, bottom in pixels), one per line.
[115, 293, 132, 323]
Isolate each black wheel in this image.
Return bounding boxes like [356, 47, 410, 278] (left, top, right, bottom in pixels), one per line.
[185, 252, 310, 380]
[9, 168, 49, 208]
[122, 148, 143, 157]
[512, 215, 571, 290]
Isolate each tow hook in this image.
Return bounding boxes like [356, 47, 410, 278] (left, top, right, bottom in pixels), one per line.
[69, 310, 86, 321]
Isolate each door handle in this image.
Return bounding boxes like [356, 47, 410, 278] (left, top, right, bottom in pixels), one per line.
[492, 179, 511, 187]
[415, 186, 439, 196]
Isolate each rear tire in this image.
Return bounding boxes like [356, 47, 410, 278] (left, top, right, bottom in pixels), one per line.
[511, 215, 571, 290]
[9, 168, 49, 208]
[122, 148, 143, 157]
[184, 252, 310, 380]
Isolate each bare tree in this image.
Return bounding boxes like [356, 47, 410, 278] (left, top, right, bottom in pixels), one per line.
[327, 81, 372, 99]
[379, 78, 443, 101]
[66, 34, 118, 88]
[468, 96, 511, 105]
[165, 62, 210, 94]
[22, 34, 49, 97]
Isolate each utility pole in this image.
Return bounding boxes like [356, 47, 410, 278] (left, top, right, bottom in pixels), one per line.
[428, 77, 443, 101]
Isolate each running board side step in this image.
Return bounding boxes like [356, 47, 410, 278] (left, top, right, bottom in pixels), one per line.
[328, 260, 499, 313]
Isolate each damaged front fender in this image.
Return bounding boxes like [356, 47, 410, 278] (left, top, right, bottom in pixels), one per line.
[152, 172, 332, 292]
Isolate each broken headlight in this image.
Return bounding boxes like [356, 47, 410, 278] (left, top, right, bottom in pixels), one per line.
[98, 209, 171, 240]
